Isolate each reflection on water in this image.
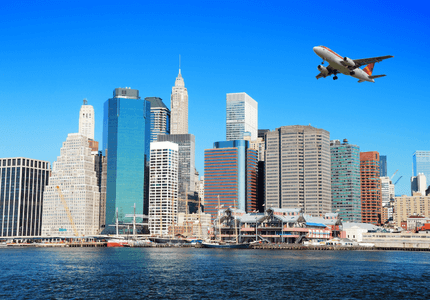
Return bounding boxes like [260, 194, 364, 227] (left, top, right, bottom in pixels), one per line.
[0, 248, 429, 299]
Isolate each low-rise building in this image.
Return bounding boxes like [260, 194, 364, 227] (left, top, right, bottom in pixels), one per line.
[394, 192, 430, 227]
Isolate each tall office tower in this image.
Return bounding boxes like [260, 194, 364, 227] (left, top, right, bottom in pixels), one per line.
[158, 134, 195, 212]
[41, 133, 100, 236]
[148, 142, 178, 236]
[145, 97, 170, 142]
[0, 158, 50, 237]
[330, 139, 361, 222]
[171, 69, 188, 134]
[198, 176, 205, 206]
[413, 151, 430, 180]
[380, 176, 394, 223]
[103, 88, 151, 232]
[93, 151, 107, 231]
[204, 140, 258, 220]
[226, 93, 258, 141]
[79, 99, 95, 140]
[265, 125, 331, 216]
[379, 155, 387, 177]
[411, 173, 427, 196]
[360, 151, 382, 225]
[394, 192, 430, 227]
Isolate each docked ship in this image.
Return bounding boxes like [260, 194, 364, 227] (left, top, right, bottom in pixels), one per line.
[201, 241, 249, 249]
[106, 238, 129, 247]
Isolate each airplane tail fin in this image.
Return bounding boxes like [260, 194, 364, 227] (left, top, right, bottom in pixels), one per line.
[363, 63, 375, 76]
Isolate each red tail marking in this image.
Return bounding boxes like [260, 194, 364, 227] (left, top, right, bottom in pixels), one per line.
[363, 63, 375, 76]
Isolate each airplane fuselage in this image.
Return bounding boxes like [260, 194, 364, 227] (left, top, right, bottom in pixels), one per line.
[313, 46, 375, 82]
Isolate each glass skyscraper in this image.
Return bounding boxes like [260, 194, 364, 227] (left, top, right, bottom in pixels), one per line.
[0, 157, 50, 237]
[330, 139, 361, 222]
[413, 151, 430, 180]
[379, 155, 387, 177]
[103, 88, 151, 232]
[145, 97, 170, 142]
[226, 93, 258, 141]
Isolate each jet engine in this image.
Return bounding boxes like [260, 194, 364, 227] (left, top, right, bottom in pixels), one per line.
[317, 65, 328, 76]
[343, 57, 355, 67]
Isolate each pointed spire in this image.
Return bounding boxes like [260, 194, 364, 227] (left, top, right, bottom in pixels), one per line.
[179, 54, 181, 75]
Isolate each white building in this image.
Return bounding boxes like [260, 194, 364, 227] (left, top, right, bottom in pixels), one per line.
[149, 141, 179, 236]
[41, 133, 100, 236]
[342, 222, 381, 242]
[226, 93, 258, 141]
[411, 173, 427, 196]
[198, 176, 205, 205]
[171, 69, 188, 134]
[79, 99, 95, 140]
[381, 176, 395, 220]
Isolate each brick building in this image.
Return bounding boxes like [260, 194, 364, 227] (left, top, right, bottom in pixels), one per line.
[360, 151, 382, 225]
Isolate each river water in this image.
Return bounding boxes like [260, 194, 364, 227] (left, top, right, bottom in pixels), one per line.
[1, 247, 429, 299]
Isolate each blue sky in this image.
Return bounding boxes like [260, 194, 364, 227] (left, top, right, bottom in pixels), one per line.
[1, 1, 429, 195]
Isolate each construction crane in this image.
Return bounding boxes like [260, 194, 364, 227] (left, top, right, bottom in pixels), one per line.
[390, 169, 399, 180]
[56, 186, 80, 237]
[394, 176, 403, 185]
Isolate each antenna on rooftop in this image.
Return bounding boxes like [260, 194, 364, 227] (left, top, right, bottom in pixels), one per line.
[83, 98, 88, 105]
[179, 54, 181, 71]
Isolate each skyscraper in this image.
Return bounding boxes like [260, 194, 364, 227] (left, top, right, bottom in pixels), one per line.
[226, 93, 258, 141]
[411, 173, 426, 196]
[265, 125, 331, 215]
[42, 133, 100, 236]
[360, 151, 382, 225]
[330, 139, 361, 222]
[413, 151, 430, 182]
[148, 141, 178, 236]
[204, 140, 258, 220]
[0, 158, 50, 237]
[103, 88, 151, 231]
[158, 134, 195, 213]
[79, 99, 95, 140]
[379, 155, 387, 177]
[145, 97, 170, 142]
[171, 69, 188, 134]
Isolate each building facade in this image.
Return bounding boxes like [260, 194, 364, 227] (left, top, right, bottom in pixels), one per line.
[42, 133, 100, 236]
[413, 151, 430, 180]
[379, 155, 387, 177]
[148, 142, 178, 236]
[330, 139, 361, 222]
[380, 176, 394, 223]
[0, 158, 50, 237]
[226, 93, 258, 141]
[145, 97, 170, 142]
[103, 88, 151, 231]
[265, 125, 331, 216]
[158, 134, 196, 213]
[360, 151, 382, 225]
[394, 192, 430, 227]
[170, 69, 188, 134]
[411, 173, 427, 196]
[79, 99, 95, 140]
[204, 140, 258, 220]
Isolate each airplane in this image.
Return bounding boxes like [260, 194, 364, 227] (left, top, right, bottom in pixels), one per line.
[313, 46, 393, 83]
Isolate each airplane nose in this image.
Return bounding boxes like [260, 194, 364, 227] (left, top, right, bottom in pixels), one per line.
[313, 46, 319, 54]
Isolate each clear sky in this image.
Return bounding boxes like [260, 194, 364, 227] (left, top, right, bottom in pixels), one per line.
[1, 1, 429, 195]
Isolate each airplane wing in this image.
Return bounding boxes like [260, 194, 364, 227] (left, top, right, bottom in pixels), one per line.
[316, 65, 336, 79]
[353, 55, 394, 67]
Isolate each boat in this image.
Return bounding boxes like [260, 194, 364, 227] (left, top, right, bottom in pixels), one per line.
[201, 241, 249, 249]
[106, 238, 129, 247]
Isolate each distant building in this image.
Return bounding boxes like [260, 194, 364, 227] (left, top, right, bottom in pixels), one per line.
[394, 192, 430, 227]
[148, 142, 178, 236]
[145, 97, 170, 142]
[42, 133, 100, 236]
[171, 69, 188, 134]
[226, 93, 258, 141]
[204, 140, 258, 220]
[103, 88, 151, 232]
[330, 139, 361, 222]
[379, 155, 387, 177]
[265, 125, 331, 216]
[198, 176, 205, 206]
[380, 176, 394, 223]
[0, 158, 50, 237]
[79, 99, 95, 140]
[360, 151, 382, 225]
[158, 134, 196, 213]
[413, 151, 430, 182]
[411, 173, 426, 196]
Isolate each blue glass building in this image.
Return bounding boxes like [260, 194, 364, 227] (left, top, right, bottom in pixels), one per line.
[413, 151, 430, 180]
[103, 88, 151, 232]
[379, 155, 387, 177]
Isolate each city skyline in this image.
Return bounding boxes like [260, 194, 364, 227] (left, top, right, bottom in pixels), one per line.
[1, 1, 428, 197]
